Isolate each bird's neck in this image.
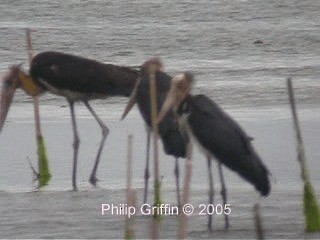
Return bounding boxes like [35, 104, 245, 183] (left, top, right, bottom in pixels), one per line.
[18, 71, 45, 96]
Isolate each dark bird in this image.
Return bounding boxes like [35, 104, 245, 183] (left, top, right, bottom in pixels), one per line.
[158, 73, 271, 227]
[0, 51, 139, 191]
[121, 58, 188, 207]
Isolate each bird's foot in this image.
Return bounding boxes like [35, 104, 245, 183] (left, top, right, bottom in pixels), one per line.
[89, 175, 99, 187]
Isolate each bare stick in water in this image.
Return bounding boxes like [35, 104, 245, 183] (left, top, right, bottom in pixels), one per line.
[125, 135, 135, 240]
[178, 142, 193, 239]
[150, 67, 161, 206]
[287, 78, 320, 232]
[149, 65, 161, 239]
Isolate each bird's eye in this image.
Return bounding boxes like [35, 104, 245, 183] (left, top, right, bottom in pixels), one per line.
[177, 82, 184, 90]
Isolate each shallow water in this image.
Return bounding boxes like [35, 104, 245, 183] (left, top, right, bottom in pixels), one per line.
[1, 111, 320, 239]
[0, 187, 318, 239]
[0, 0, 320, 239]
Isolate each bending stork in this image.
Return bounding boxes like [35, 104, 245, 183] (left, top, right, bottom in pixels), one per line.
[158, 73, 271, 228]
[0, 51, 139, 191]
[122, 58, 188, 207]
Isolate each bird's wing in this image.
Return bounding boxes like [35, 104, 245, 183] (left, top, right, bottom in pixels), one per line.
[190, 94, 253, 154]
[188, 94, 270, 196]
[30, 51, 138, 96]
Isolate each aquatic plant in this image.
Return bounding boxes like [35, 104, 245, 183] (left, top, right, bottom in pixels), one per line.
[37, 135, 51, 187]
[287, 78, 320, 232]
[26, 29, 51, 188]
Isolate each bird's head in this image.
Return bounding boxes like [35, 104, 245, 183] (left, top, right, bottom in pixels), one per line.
[141, 57, 163, 74]
[0, 64, 40, 132]
[157, 72, 193, 124]
[121, 57, 164, 121]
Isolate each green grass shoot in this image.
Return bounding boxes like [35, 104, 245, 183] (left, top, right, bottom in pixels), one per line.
[37, 136, 51, 187]
[304, 181, 320, 231]
[153, 179, 162, 220]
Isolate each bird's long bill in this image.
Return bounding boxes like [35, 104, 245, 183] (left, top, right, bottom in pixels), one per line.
[121, 80, 139, 120]
[157, 73, 193, 124]
[0, 71, 16, 132]
[157, 83, 176, 124]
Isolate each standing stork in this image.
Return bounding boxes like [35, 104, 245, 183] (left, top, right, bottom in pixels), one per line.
[0, 51, 139, 191]
[121, 58, 188, 207]
[158, 73, 271, 227]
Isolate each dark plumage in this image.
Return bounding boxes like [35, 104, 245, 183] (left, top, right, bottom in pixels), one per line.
[30, 51, 139, 98]
[178, 94, 270, 196]
[137, 69, 187, 158]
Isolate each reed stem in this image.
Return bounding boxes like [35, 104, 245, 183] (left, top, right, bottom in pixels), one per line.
[178, 142, 193, 239]
[125, 135, 135, 240]
[287, 78, 320, 232]
[149, 66, 161, 239]
[26, 28, 51, 187]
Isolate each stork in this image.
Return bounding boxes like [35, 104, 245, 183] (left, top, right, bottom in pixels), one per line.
[0, 51, 139, 191]
[121, 58, 188, 208]
[158, 73, 271, 228]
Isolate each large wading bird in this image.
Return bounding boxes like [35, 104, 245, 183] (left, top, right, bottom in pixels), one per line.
[121, 58, 188, 207]
[158, 73, 271, 228]
[0, 51, 139, 191]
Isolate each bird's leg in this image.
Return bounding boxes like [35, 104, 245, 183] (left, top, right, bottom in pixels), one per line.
[174, 157, 182, 211]
[83, 101, 109, 187]
[218, 162, 229, 229]
[207, 155, 214, 230]
[69, 100, 79, 191]
[143, 130, 151, 204]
